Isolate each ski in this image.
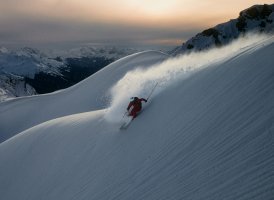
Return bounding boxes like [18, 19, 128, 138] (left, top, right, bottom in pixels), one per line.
[120, 117, 133, 130]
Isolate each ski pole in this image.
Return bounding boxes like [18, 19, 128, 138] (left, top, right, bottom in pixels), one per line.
[146, 82, 158, 101]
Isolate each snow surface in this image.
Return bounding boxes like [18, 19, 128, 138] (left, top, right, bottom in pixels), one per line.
[0, 35, 274, 200]
[0, 51, 168, 142]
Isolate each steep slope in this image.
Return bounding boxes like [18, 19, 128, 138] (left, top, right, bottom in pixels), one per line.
[0, 38, 273, 200]
[173, 4, 274, 55]
[0, 73, 36, 102]
[0, 51, 168, 142]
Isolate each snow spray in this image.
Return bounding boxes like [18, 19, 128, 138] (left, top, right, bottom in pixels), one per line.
[105, 34, 272, 123]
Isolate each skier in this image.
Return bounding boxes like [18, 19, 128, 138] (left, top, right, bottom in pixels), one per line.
[127, 97, 147, 119]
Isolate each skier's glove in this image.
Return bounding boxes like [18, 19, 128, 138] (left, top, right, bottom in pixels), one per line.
[144, 99, 147, 102]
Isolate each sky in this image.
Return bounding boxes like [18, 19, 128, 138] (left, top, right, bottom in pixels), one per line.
[0, 0, 273, 49]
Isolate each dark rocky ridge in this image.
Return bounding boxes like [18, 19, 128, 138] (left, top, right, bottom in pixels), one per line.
[173, 4, 274, 55]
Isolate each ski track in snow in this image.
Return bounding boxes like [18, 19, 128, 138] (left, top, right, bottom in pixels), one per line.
[0, 34, 274, 200]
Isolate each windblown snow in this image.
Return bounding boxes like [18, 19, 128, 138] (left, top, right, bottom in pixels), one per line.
[0, 34, 274, 200]
[105, 34, 272, 122]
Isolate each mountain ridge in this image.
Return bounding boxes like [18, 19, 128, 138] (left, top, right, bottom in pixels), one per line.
[172, 4, 274, 55]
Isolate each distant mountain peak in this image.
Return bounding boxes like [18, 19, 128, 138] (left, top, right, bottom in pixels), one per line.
[240, 4, 273, 19]
[0, 47, 9, 54]
[173, 4, 274, 55]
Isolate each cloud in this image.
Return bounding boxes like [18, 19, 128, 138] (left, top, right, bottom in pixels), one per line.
[0, 0, 223, 48]
[0, 0, 273, 48]
[0, 15, 198, 48]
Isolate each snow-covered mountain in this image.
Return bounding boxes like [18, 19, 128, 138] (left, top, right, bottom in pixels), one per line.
[0, 47, 65, 101]
[0, 46, 142, 101]
[0, 47, 65, 77]
[173, 4, 274, 55]
[0, 35, 273, 200]
[0, 73, 36, 101]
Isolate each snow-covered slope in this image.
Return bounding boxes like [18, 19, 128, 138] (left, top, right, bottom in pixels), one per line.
[0, 51, 168, 142]
[0, 47, 64, 101]
[0, 46, 145, 101]
[0, 73, 36, 102]
[0, 36, 273, 200]
[173, 4, 274, 55]
[0, 47, 64, 78]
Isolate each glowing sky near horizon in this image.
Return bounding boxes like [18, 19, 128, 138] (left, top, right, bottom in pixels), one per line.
[0, 0, 273, 48]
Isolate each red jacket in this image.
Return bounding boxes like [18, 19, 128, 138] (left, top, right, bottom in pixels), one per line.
[127, 98, 147, 112]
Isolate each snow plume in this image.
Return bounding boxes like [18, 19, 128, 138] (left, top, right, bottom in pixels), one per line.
[105, 33, 273, 123]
